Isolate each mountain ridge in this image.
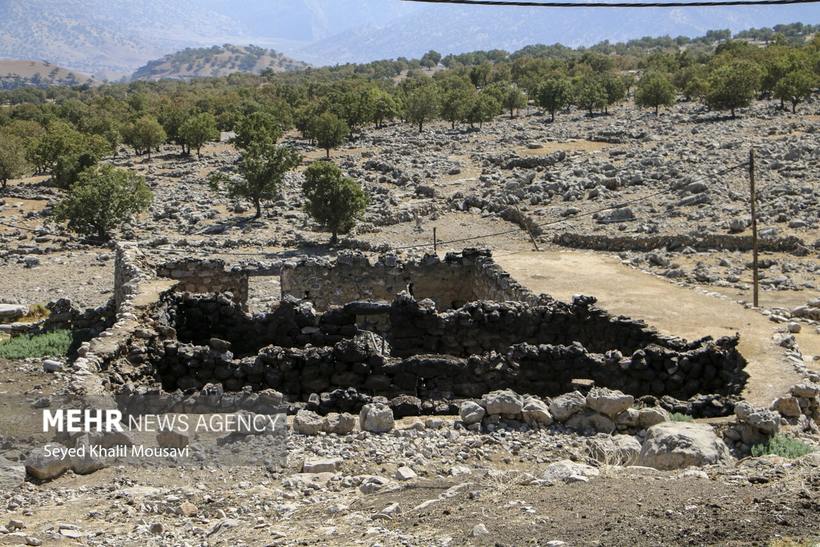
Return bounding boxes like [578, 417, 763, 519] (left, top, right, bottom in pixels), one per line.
[0, 0, 816, 77]
[131, 44, 309, 81]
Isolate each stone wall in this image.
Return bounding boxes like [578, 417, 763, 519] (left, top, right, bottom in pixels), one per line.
[162, 292, 358, 356]
[156, 258, 249, 306]
[553, 233, 811, 254]
[388, 293, 675, 358]
[147, 330, 744, 408]
[139, 290, 747, 407]
[281, 248, 538, 310]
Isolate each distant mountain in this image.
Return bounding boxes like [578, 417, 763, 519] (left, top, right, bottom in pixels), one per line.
[131, 44, 308, 81]
[0, 59, 93, 89]
[0, 0, 245, 79]
[298, 3, 820, 65]
[0, 0, 817, 77]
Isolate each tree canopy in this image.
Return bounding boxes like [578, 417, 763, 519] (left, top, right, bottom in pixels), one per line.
[53, 164, 152, 239]
[302, 161, 368, 243]
[210, 142, 302, 218]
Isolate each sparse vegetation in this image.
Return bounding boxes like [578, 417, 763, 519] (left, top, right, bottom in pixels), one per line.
[131, 44, 309, 81]
[751, 435, 815, 459]
[0, 329, 72, 359]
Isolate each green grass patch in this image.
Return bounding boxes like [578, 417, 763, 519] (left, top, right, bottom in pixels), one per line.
[751, 434, 815, 459]
[0, 330, 72, 359]
[670, 412, 693, 422]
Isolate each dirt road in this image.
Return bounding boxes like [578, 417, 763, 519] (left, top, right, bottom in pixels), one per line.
[495, 249, 805, 407]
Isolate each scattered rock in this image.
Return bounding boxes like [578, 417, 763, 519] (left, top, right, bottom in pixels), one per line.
[639, 422, 733, 470]
[25, 443, 71, 481]
[541, 460, 600, 483]
[359, 403, 395, 433]
[459, 401, 486, 425]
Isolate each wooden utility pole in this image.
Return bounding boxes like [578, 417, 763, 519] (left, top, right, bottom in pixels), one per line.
[749, 148, 759, 308]
[433, 227, 438, 254]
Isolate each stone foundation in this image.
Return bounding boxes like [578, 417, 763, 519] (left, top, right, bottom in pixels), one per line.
[101, 245, 749, 419]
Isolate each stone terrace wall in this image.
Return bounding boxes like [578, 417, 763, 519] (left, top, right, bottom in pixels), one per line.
[554, 233, 811, 254]
[156, 258, 249, 306]
[281, 248, 538, 310]
[388, 294, 681, 358]
[162, 292, 358, 356]
[148, 329, 745, 407]
[141, 290, 746, 405]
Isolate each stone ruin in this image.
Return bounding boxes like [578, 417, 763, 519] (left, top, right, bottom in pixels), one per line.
[86, 244, 749, 422]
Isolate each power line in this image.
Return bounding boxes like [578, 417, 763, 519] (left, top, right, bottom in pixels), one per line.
[403, 0, 819, 7]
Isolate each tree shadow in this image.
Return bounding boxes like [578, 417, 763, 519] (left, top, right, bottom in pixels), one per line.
[195, 214, 264, 235]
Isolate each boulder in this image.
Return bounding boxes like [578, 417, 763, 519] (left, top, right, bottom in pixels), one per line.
[302, 457, 341, 473]
[359, 475, 390, 494]
[395, 466, 417, 481]
[639, 422, 733, 470]
[637, 407, 670, 428]
[481, 389, 523, 416]
[0, 456, 25, 490]
[791, 383, 820, 398]
[586, 388, 634, 418]
[293, 409, 324, 435]
[735, 402, 780, 435]
[588, 435, 642, 466]
[71, 434, 106, 475]
[541, 460, 600, 484]
[323, 413, 356, 435]
[771, 397, 802, 418]
[389, 395, 421, 417]
[549, 391, 586, 422]
[359, 403, 395, 433]
[25, 443, 71, 481]
[614, 408, 640, 428]
[522, 397, 553, 426]
[0, 304, 27, 322]
[42, 359, 63, 373]
[459, 401, 486, 425]
[156, 431, 190, 449]
[565, 410, 615, 434]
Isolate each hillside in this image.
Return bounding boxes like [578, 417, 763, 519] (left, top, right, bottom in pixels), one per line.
[0, 59, 93, 90]
[131, 45, 308, 81]
[299, 4, 820, 64]
[0, 0, 817, 75]
[0, 0, 244, 79]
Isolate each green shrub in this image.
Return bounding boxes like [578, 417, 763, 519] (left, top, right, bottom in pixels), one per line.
[0, 330, 72, 359]
[670, 412, 693, 422]
[751, 435, 815, 459]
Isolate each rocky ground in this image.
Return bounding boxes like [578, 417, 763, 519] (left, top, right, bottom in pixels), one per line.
[1, 99, 817, 309]
[0, 98, 819, 545]
[1, 356, 819, 546]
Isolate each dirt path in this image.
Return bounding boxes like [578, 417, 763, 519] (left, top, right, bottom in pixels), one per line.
[495, 249, 803, 406]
